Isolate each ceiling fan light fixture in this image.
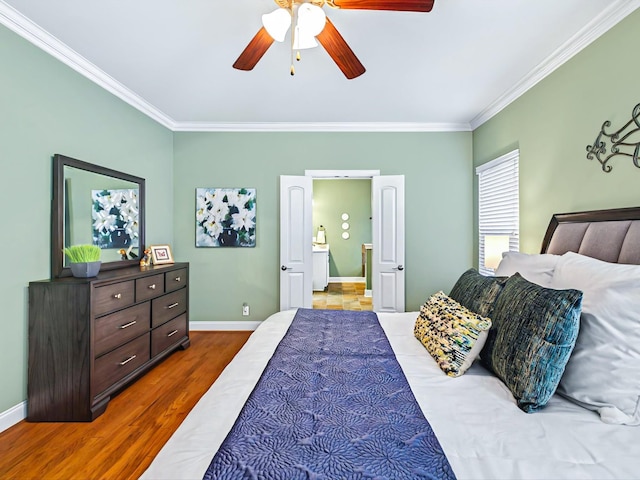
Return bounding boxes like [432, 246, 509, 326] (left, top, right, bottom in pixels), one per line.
[293, 25, 318, 49]
[239, 0, 432, 78]
[297, 3, 327, 36]
[261, 8, 291, 42]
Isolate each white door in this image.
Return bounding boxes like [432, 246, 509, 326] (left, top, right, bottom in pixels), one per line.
[279, 176, 313, 310]
[372, 175, 405, 312]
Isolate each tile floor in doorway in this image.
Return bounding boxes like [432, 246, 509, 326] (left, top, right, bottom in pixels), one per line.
[312, 282, 372, 311]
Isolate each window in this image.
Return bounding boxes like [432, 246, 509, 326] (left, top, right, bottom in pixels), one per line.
[476, 150, 519, 276]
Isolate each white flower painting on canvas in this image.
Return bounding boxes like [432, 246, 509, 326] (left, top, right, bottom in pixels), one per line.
[196, 188, 256, 247]
[92, 189, 139, 249]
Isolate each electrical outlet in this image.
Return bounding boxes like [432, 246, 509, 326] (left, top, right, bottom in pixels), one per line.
[242, 303, 250, 316]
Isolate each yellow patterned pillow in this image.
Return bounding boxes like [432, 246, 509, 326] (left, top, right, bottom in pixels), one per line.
[414, 291, 492, 377]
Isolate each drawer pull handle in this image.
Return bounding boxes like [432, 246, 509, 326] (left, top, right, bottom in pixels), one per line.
[167, 329, 179, 337]
[119, 355, 137, 366]
[119, 320, 137, 329]
[167, 302, 179, 309]
[148, 284, 156, 290]
[113, 293, 122, 299]
[175, 276, 181, 282]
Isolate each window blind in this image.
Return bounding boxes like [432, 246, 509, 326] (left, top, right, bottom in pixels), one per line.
[476, 150, 519, 276]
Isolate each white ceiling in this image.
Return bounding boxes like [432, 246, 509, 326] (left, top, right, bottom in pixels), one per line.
[1, 0, 639, 131]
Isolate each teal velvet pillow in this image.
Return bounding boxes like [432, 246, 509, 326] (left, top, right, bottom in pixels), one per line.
[449, 268, 507, 317]
[480, 273, 583, 413]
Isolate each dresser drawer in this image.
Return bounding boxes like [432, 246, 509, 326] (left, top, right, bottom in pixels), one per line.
[95, 302, 150, 357]
[165, 268, 188, 292]
[152, 314, 187, 357]
[94, 334, 150, 396]
[135, 274, 164, 302]
[152, 288, 187, 327]
[94, 281, 135, 317]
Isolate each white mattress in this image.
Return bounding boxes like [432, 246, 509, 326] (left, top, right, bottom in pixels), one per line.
[141, 310, 640, 480]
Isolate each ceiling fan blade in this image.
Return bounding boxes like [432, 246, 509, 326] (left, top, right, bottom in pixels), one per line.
[316, 18, 365, 80]
[330, 0, 434, 12]
[233, 27, 275, 71]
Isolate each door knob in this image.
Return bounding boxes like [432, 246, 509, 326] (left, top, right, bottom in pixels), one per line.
[281, 265, 289, 271]
[394, 265, 404, 271]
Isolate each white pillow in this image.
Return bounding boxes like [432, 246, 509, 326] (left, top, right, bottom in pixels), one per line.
[494, 251, 560, 287]
[550, 251, 640, 425]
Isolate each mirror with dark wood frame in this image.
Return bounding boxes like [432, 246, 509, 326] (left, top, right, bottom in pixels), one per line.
[52, 154, 146, 278]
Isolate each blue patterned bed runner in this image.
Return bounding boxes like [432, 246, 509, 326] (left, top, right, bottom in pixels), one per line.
[203, 308, 456, 480]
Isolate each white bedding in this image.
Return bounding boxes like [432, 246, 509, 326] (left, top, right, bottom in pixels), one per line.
[141, 310, 640, 480]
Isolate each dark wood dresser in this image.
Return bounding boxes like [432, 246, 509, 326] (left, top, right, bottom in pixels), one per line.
[27, 262, 190, 421]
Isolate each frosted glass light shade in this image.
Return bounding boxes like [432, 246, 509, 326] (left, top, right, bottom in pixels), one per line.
[293, 4, 326, 49]
[297, 4, 326, 36]
[262, 8, 291, 42]
[293, 26, 317, 49]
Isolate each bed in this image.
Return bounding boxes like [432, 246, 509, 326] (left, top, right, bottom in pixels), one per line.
[141, 207, 640, 480]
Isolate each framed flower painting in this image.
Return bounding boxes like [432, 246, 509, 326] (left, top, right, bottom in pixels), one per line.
[92, 188, 139, 249]
[196, 188, 256, 247]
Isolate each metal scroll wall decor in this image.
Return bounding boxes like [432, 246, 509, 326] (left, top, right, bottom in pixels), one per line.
[586, 103, 640, 173]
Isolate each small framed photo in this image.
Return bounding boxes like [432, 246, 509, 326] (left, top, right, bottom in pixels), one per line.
[150, 244, 174, 265]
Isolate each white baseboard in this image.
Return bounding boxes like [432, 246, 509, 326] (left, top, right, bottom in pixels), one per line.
[328, 277, 366, 283]
[0, 401, 26, 434]
[364, 289, 372, 298]
[190, 320, 262, 331]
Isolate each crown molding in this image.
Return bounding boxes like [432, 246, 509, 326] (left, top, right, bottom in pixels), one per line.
[0, 0, 177, 130]
[3, 0, 637, 133]
[0, 0, 471, 132]
[172, 122, 471, 132]
[470, 0, 640, 130]
[0, 2, 469, 134]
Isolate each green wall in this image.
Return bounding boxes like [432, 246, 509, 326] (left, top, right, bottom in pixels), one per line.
[473, 9, 640, 260]
[0, 24, 174, 414]
[4, 5, 636, 423]
[312, 179, 372, 278]
[173, 132, 473, 324]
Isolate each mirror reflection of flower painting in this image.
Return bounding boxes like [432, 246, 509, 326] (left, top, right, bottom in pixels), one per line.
[92, 189, 140, 249]
[196, 188, 256, 247]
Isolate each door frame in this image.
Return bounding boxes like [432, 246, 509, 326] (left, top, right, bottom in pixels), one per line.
[305, 170, 381, 179]
[280, 169, 405, 311]
[304, 169, 401, 311]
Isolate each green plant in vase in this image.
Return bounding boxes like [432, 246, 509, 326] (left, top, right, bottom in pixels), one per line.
[63, 244, 102, 277]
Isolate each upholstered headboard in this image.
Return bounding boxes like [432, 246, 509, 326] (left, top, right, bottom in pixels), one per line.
[540, 206, 640, 265]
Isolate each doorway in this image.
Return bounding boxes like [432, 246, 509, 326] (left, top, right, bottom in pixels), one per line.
[279, 171, 405, 312]
[311, 178, 372, 311]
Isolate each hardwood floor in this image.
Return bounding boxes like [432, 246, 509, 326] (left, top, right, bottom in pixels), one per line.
[0, 331, 251, 480]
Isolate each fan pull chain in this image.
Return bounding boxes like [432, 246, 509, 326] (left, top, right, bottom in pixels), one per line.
[290, 3, 295, 75]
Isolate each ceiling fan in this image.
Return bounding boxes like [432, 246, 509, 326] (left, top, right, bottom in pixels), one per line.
[233, 0, 435, 79]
